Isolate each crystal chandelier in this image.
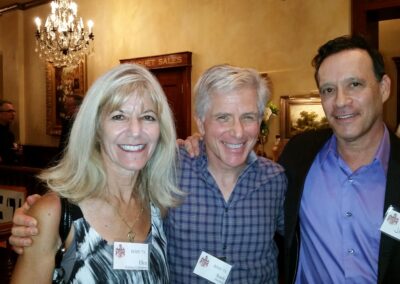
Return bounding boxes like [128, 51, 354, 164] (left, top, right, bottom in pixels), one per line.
[34, 0, 94, 67]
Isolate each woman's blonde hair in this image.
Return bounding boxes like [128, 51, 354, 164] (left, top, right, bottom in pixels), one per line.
[39, 64, 182, 211]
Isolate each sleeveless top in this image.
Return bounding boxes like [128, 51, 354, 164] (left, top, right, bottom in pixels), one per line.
[55, 202, 169, 283]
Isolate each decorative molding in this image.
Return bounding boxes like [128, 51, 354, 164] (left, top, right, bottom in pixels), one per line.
[0, 0, 50, 15]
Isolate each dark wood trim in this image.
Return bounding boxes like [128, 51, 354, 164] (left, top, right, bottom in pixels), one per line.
[351, 0, 400, 48]
[0, 0, 50, 14]
[352, 0, 400, 125]
[120, 51, 192, 69]
[120, 52, 192, 138]
[0, 164, 45, 197]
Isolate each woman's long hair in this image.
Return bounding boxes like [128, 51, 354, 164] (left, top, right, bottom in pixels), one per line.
[39, 64, 182, 211]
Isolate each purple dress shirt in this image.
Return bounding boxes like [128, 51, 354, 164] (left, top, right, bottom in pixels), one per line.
[295, 127, 390, 284]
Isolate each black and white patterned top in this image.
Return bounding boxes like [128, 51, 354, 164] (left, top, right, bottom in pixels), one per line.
[58, 203, 169, 283]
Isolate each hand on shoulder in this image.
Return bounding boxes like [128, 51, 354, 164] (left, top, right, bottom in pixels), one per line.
[11, 193, 63, 283]
[26, 192, 62, 253]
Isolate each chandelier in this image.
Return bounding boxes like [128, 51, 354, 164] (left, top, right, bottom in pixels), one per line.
[34, 0, 94, 67]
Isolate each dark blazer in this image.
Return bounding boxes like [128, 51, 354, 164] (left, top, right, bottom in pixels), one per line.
[278, 128, 400, 284]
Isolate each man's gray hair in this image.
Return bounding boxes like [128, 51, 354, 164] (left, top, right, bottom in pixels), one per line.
[194, 64, 270, 121]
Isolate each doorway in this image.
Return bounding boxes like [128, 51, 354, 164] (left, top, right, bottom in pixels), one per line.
[352, 0, 400, 126]
[152, 67, 189, 139]
[120, 52, 192, 139]
[0, 53, 2, 99]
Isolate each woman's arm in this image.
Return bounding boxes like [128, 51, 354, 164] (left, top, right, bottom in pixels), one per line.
[10, 193, 61, 284]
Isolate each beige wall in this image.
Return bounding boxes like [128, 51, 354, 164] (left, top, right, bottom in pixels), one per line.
[1, 0, 351, 156]
[0, 10, 25, 142]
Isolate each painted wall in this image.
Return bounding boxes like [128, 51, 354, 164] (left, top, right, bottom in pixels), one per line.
[1, 0, 351, 156]
[0, 10, 25, 143]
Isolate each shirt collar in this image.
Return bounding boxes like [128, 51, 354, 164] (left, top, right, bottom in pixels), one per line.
[320, 125, 390, 174]
[375, 125, 390, 174]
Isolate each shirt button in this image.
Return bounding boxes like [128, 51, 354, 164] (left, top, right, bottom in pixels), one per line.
[348, 178, 354, 183]
[347, 249, 355, 254]
[223, 245, 227, 250]
[346, 212, 352, 217]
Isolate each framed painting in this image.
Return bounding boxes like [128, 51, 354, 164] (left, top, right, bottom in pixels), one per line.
[280, 95, 329, 139]
[0, 185, 26, 236]
[46, 59, 87, 136]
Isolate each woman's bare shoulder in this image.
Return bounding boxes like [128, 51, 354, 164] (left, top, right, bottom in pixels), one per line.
[11, 194, 63, 282]
[28, 192, 62, 248]
[29, 192, 61, 222]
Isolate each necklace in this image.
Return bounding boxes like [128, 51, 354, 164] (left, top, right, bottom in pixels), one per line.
[110, 200, 144, 242]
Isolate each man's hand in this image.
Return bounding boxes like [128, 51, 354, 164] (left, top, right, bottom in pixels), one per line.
[9, 194, 41, 254]
[177, 133, 203, 157]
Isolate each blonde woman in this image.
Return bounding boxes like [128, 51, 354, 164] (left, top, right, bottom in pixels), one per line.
[11, 64, 182, 283]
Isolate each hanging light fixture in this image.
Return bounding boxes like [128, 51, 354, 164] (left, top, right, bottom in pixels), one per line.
[34, 0, 94, 67]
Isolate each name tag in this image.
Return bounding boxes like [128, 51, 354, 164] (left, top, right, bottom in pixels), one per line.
[380, 205, 400, 241]
[113, 242, 149, 270]
[193, 251, 232, 284]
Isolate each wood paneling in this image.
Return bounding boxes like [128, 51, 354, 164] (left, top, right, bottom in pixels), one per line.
[352, 0, 400, 125]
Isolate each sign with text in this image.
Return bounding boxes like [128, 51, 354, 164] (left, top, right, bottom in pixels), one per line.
[120, 52, 191, 69]
[0, 186, 26, 225]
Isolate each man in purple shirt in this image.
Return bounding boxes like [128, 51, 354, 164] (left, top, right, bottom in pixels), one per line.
[279, 35, 400, 283]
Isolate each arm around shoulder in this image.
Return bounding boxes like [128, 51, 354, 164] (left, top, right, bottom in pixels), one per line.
[11, 193, 62, 284]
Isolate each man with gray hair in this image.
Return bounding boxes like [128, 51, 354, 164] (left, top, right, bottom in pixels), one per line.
[165, 64, 286, 283]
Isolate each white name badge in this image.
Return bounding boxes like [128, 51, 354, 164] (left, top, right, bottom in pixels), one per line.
[380, 205, 400, 241]
[193, 251, 232, 284]
[113, 242, 149, 270]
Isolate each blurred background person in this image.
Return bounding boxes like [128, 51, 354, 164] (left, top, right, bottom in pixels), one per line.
[0, 99, 20, 164]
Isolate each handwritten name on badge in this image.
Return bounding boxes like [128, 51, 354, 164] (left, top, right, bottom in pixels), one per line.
[193, 251, 232, 284]
[113, 242, 149, 270]
[380, 205, 400, 241]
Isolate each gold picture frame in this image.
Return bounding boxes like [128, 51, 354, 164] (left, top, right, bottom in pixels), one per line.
[46, 60, 87, 136]
[280, 95, 329, 139]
